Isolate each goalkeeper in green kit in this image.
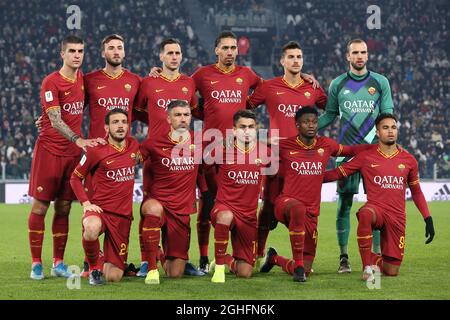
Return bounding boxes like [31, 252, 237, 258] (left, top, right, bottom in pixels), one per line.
[318, 39, 394, 273]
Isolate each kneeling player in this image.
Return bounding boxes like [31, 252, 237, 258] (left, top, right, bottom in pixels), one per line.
[139, 100, 201, 284]
[324, 113, 435, 280]
[70, 109, 141, 285]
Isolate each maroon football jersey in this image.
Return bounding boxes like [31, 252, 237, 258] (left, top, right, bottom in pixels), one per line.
[139, 131, 201, 214]
[279, 136, 348, 216]
[84, 69, 141, 139]
[192, 64, 261, 134]
[72, 137, 140, 217]
[336, 147, 420, 220]
[135, 73, 197, 138]
[215, 142, 271, 219]
[247, 77, 327, 138]
[39, 70, 84, 156]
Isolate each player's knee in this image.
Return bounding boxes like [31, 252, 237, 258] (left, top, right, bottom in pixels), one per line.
[83, 223, 101, 240]
[141, 199, 163, 218]
[54, 200, 72, 216]
[105, 270, 123, 282]
[236, 267, 253, 279]
[382, 268, 399, 277]
[167, 268, 184, 278]
[31, 200, 50, 215]
[216, 211, 233, 225]
[356, 208, 372, 226]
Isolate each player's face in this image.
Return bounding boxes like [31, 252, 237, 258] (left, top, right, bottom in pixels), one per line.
[376, 118, 398, 146]
[215, 37, 238, 67]
[160, 43, 182, 71]
[60, 43, 84, 69]
[106, 113, 128, 142]
[296, 113, 318, 139]
[281, 48, 303, 75]
[233, 117, 257, 144]
[102, 39, 125, 67]
[347, 42, 368, 71]
[168, 106, 191, 132]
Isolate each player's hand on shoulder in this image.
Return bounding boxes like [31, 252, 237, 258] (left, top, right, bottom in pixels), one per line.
[424, 216, 435, 244]
[148, 67, 162, 78]
[82, 201, 103, 214]
[301, 72, 319, 89]
[75, 137, 102, 152]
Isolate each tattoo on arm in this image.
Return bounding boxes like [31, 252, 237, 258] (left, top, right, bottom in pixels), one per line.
[47, 107, 78, 141]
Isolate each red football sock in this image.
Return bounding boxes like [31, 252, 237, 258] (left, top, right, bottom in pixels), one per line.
[214, 223, 229, 265]
[142, 215, 162, 271]
[157, 246, 166, 267]
[52, 214, 69, 263]
[197, 212, 211, 257]
[288, 202, 306, 269]
[224, 254, 237, 274]
[138, 217, 148, 262]
[28, 212, 45, 263]
[371, 252, 383, 270]
[82, 238, 100, 271]
[274, 255, 294, 275]
[357, 209, 374, 268]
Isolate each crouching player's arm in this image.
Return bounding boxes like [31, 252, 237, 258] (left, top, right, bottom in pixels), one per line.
[323, 154, 363, 183]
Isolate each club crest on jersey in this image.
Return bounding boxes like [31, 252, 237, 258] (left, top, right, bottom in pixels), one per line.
[130, 153, 136, 159]
[317, 148, 324, 156]
[368, 87, 376, 95]
[255, 158, 262, 166]
[236, 77, 243, 85]
[304, 91, 311, 99]
[37, 186, 43, 193]
[81, 85, 84, 91]
[182, 87, 189, 94]
[124, 83, 132, 92]
[398, 163, 405, 172]
[189, 144, 196, 151]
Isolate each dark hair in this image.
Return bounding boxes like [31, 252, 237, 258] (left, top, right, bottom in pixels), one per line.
[215, 31, 237, 47]
[281, 41, 302, 57]
[101, 34, 124, 50]
[295, 107, 318, 122]
[375, 113, 398, 128]
[167, 99, 190, 113]
[105, 108, 128, 124]
[160, 38, 181, 52]
[347, 38, 366, 53]
[233, 109, 257, 126]
[61, 35, 84, 51]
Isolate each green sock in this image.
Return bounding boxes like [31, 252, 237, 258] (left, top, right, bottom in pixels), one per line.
[336, 194, 353, 255]
[372, 230, 381, 254]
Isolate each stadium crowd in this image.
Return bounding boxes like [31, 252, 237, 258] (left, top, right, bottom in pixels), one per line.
[0, 0, 448, 179]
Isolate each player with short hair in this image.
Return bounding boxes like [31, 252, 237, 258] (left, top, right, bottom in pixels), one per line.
[70, 108, 141, 285]
[260, 107, 371, 282]
[28, 35, 103, 280]
[247, 40, 327, 261]
[318, 39, 394, 273]
[323, 113, 435, 280]
[139, 100, 202, 284]
[209, 110, 272, 283]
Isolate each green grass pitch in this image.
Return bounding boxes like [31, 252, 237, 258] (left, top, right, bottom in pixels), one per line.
[0, 202, 449, 300]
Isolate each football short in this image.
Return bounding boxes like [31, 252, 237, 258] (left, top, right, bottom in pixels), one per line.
[274, 196, 319, 262]
[142, 159, 153, 201]
[29, 140, 79, 201]
[357, 203, 405, 265]
[161, 209, 191, 260]
[211, 203, 257, 266]
[336, 159, 361, 194]
[262, 174, 283, 204]
[83, 211, 132, 270]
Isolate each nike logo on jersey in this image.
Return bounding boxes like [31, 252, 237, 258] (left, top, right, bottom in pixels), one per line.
[290, 151, 299, 155]
[97, 86, 106, 90]
[276, 92, 285, 95]
[371, 164, 380, 168]
[210, 81, 220, 85]
[155, 89, 164, 93]
[64, 91, 70, 96]
[162, 147, 171, 151]
[343, 89, 350, 95]
[227, 161, 235, 165]
[106, 160, 115, 165]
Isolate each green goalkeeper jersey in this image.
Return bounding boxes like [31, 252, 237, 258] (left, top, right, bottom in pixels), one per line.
[318, 70, 394, 146]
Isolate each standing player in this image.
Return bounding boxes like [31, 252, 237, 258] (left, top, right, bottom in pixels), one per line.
[323, 113, 435, 280]
[246, 41, 327, 261]
[70, 109, 141, 285]
[318, 39, 394, 273]
[209, 110, 273, 283]
[134, 38, 201, 277]
[260, 107, 371, 282]
[139, 100, 201, 284]
[28, 35, 102, 280]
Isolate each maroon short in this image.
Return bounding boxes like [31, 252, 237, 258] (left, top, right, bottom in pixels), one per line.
[29, 140, 79, 201]
[142, 159, 153, 201]
[211, 203, 257, 266]
[83, 211, 132, 270]
[358, 203, 405, 265]
[274, 196, 319, 262]
[263, 174, 283, 204]
[161, 209, 191, 260]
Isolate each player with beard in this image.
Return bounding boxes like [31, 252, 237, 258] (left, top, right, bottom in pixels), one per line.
[70, 109, 141, 285]
[318, 39, 394, 273]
